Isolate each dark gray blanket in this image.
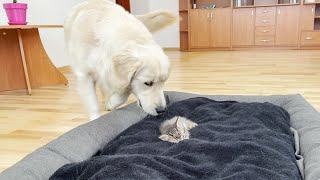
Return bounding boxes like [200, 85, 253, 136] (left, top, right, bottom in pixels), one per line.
[50, 97, 301, 180]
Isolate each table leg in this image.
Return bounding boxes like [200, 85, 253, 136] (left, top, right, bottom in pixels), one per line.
[17, 29, 32, 95]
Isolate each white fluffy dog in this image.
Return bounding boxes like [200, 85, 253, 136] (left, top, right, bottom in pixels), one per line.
[64, 0, 178, 120]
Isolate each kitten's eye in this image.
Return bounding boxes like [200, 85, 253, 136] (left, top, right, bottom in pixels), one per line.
[144, 81, 154, 87]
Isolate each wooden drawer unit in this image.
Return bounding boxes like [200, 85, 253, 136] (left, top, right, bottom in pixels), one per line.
[255, 36, 275, 46]
[301, 31, 320, 46]
[255, 26, 276, 36]
[256, 7, 276, 17]
[256, 16, 276, 26]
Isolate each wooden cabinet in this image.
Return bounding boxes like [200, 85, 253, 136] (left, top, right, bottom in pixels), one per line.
[180, 0, 320, 51]
[255, 26, 275, 36]
[301, 31, 320, 46]
[255, 36, 275, 46]
[255, 16, 276, 26]
[190, 10, 211, 48]
[275, 6, 300, 46]
[300, 5, 315, 31]
[300, 4, 320, 46]
[190, 9, 231, 48]
[211, 9, 232, 47]
[232, 8, 255, 46]
[256, 7, 276, 16]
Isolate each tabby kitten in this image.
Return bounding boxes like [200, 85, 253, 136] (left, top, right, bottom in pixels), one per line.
[159, 116, 198, 143]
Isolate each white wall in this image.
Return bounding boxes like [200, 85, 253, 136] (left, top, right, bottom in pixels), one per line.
[0, 0, 178, 67]
[130, 0, 150, 14]
[130, 0, 180, 48]
[149, 0, 179, 48]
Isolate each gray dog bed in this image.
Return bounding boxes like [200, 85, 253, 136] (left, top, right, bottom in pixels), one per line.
[1, 91, 320, 180]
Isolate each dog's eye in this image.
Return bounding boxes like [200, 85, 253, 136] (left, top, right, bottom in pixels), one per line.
[144, 81, 154, 87]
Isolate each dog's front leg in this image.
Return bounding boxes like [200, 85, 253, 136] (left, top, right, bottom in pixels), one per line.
[106, 90, 130, 111]
[77, 74, 100, 120]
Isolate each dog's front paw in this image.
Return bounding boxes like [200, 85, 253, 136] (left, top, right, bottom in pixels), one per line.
[106, 93, 128, 111]
[105, 101, 117, 111]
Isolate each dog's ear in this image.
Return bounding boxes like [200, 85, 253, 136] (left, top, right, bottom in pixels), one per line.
[135, 10, 178, 33]
[112, 50, 142, 87]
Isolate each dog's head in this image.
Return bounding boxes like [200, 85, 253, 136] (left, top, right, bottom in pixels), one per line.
[113, 46, 170, 116]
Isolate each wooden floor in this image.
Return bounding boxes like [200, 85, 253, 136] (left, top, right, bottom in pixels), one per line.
[0, 50, 320, 172]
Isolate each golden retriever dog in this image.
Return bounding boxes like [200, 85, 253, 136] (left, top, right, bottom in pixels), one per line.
[64, 0, 178, 120]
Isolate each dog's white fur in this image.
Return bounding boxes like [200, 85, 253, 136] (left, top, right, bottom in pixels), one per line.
[64, 0, 177, 120]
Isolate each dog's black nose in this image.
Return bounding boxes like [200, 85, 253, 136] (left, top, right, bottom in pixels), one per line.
[156, 107, 166, 114]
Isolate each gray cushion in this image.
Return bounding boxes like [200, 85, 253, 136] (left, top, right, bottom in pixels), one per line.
[1, 91, 319, 180]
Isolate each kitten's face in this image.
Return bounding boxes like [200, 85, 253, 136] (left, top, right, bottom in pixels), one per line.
[167, 127, 184, 140]
[159, 118, 189, 143]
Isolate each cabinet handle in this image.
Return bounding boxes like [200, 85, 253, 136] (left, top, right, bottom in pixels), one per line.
[2, 32, 6, 36]
[312, 7, 314, 13]
[260, 40, 270, 42]
[262, 20, 270, 23]
[252, 10, 254, 16]
[262, 30, 270, 33]
[278, 9, 281, 14]
[207, 13, 210, 18]
[262, 10, 268, 13]
[306, 37, 313, 40]
[211, 13, 213, 20]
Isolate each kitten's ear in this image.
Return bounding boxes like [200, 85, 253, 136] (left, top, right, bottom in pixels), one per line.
[176, 117, 183, 127]
[174, 117, 179, 127]
[159, 135, 170, 141]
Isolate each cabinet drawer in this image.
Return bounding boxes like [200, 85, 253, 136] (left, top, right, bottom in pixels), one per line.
[301, 31, 320, 46]
[255, 36, 275, 46]
[255, 26, 276, 36]
[256, 7, 276, 17]
[255, 16, 276, 26]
